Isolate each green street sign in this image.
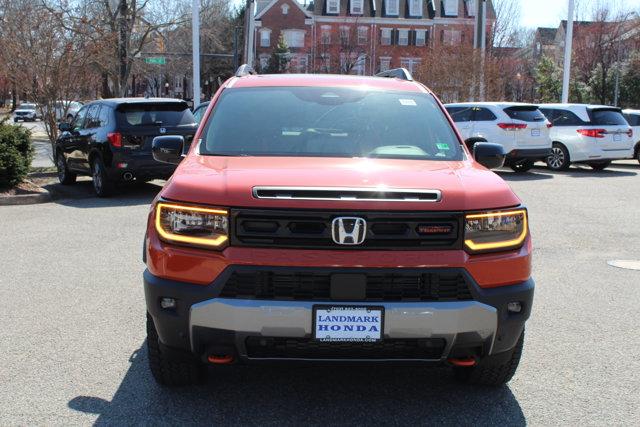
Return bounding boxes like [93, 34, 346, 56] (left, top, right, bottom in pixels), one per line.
[145, 57, 166, 65]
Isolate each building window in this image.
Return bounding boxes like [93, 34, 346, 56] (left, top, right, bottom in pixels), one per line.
[385, 0, 399, 15]
[259, 54, 269, 71]
[281, 4, 289, 14]
[443, 29, 461, 45]
[282, 29, 305, 48]
[381, 28, 392, 45]
[259, 29, 271, 47]
[416, 29, 427, 46]
[357, 26, 368, 45]
[466, 0, 476, 16]
[353, 55, 366, 75]
[320, 53, 331, 72]
[297, 54, 309, 73]
[443, 0, 458, 16]
[409, 0, 423, 16]
[351, 0, 364, 14]
[340, 26, 350, 45]
[321, 25, 332, 45]
[327, 0, 340, 14]
[398, 29, 409, 46]
[400, 57, 421, 74]
[379, 57, 391, 72]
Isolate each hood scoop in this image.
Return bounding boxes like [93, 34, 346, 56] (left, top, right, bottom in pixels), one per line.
[252, 186, 441, 202]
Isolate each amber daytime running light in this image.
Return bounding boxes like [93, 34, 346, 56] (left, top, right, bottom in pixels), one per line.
[155, 203, 229, 248]
[464, 209, 528, 253]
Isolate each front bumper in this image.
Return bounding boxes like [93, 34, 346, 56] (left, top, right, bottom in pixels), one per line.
[145, 267, 534, 363]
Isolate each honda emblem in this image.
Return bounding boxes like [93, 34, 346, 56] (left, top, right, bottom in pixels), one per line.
[331, 217, 367, 245]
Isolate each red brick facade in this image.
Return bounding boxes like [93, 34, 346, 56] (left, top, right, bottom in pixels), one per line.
[253, 0, 494, 75]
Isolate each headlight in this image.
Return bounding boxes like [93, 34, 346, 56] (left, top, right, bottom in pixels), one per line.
[464, 209, 528, 253]
[155, 202, 228, 249]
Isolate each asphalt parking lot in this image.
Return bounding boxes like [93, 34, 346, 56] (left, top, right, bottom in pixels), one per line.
[1, 163, 639, 425]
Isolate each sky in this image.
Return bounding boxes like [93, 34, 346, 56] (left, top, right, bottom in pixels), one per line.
[232, 0, 640, 29]
[519, 0, 640, 29]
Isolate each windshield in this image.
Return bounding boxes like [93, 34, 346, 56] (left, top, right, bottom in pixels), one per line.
[199, 87, 463, 161]
[19, 104, 36, 110]
[116, 103, 195, 127]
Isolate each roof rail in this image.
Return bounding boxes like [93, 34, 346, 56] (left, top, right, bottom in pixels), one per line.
[375, 68, 413, 81]
[235, 64, 257, 77]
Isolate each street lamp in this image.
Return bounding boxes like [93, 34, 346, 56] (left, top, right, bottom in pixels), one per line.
[165, 82, 170, 97]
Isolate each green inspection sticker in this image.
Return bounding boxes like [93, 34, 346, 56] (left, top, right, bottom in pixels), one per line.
[436, 143, 450, 150]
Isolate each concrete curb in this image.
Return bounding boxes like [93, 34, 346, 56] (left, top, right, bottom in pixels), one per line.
[0, 188, 52, 206]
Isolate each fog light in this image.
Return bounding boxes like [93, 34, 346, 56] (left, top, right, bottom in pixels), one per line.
[507, 302, 522, 313]
[160, 297, 176, 309]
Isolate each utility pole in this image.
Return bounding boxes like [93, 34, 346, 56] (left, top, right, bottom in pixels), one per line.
[561, 0, 575, 103]
[474, 0, 487, 101]
[244, 0, 256, 68]
[192, 0, 201, 106]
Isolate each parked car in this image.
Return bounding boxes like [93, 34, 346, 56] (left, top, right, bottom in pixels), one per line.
[43, 100, 83, 122]
[445, 102, 552, 172]
[13, 103, 41, 122]
[192, 101, 210, 124]
[55, 98, 197, 196]
[143, 67, 534, 387]
[622, 109, 640, 164]
[539, 104, 634, 171]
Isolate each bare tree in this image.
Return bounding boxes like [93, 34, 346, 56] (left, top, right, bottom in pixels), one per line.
[491, 0, 522, 48]
[0, 0, 99, 144]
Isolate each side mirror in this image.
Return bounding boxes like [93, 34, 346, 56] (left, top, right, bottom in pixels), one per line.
[152, 135, 185, 164]
[473, 142, 506, 169]
[58, 122, 71, 132]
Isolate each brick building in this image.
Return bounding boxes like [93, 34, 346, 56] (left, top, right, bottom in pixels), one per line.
[253, 0, 495, 75]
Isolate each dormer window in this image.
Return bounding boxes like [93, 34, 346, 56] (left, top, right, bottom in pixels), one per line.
[281, 4, 289, 14]
[327, 0, 340, 14]
[350, 0, 363, 14]
[385, 0, 399, 16]
[409, 0, 423, 17]
[443, 0, 458, 16]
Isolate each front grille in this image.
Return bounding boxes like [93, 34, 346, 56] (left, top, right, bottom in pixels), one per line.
[245, 337, 446, 360]
[231, 209, 462, 250]
[219, 270, 473, 302]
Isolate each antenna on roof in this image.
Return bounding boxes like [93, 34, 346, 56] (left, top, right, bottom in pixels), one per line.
[375, 68, 413, 81]
[235, 64, 257, 77]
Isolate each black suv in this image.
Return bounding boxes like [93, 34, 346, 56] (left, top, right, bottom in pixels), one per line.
[55, 98, 197, 196]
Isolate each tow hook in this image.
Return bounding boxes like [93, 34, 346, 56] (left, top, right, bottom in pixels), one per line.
[207, 354, 235, 365]
[448, 357, 477, 367]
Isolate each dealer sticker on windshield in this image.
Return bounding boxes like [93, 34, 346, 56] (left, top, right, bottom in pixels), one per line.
[314, 306, 383, 342]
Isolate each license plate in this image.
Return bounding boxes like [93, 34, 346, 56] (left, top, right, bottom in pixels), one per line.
[613, 133, 622, 141]
[314, 306, 383, 342]
[531, 129, 541, 137]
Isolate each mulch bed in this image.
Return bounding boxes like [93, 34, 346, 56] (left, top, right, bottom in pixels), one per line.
[0, 176, 54, 196]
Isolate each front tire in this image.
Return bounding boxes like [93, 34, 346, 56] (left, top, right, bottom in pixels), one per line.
[635, 146, 640, 165]
[146, 313, 205, 386]
[510, 159, 534, 173]
[56, 153, 77, 185]
[454, 330, 524, 387]
[90, 157, 114, 197]
[588, 161, 611, 171]
[546, 143, 570, 171]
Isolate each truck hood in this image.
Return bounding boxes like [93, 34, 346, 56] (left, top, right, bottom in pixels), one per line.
[161, 156, 521, 211]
